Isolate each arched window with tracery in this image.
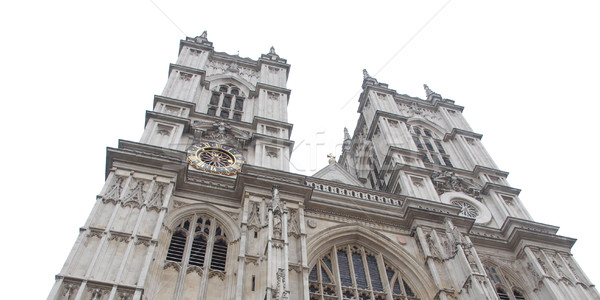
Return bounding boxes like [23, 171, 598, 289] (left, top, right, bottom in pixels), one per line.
[409, 125, 452, 167]
[207, 84, 245, 121]
[166, 214, 229, 274]
[485, 264, 528, 300]
[309, 244, 420, 300]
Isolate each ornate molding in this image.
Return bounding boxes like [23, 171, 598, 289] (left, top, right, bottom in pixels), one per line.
[187, 265, 203, 276]
[432, 171, 482, 200]
[208, 270, 226, 280]
[163, 261, 181, 271]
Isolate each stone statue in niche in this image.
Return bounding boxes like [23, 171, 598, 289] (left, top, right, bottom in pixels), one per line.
[273, 212, 282, 239]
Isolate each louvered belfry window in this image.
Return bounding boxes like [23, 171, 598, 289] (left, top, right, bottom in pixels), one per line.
[207, 84, 245, 121]
[410, 125, 453, 167]
[309, 244, 420, 300]
[165, 214, 229, 273]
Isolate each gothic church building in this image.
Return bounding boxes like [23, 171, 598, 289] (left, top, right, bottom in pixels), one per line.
[48, 33, 600, 300]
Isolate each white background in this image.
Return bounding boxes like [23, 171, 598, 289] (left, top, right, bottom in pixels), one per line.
[1, 1, 599, 298]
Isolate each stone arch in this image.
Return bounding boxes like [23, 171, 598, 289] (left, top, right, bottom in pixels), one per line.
[206, 74, 254, 94]
[406, 117, 447, 138]
[165, 202, 240, 241]
[307, 224, 437, 299]
[482, 260, 532, 298]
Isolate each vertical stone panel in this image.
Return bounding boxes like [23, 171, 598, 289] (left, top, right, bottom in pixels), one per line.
[139, 210, 158, 236]
[182, 271, 202, 300]
[205, 275, 225, 299]
[155, 266, 178, 299]
[123, 242, 148, 285]
[90, 202, 115, 229]
[68, 235, 100, 277]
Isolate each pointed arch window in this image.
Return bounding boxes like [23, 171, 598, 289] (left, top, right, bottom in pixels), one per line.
[410, 125, 452, 167]
[208, 84, 245, 121]
[309, 244, 420, 300]
[166, 214, 229, 274]
[485, 264, 528, 300]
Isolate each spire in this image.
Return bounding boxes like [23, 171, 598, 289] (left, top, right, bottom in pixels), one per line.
[260, 46, 286, 63]
[200, 30, 207, 39]
[344, 127, 351, 140]
[361, 69, 381, 88]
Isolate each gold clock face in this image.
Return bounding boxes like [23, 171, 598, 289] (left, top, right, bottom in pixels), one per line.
[186, 142, 245, 175]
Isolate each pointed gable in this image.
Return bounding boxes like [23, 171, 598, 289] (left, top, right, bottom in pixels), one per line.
[312, 162, 363, 186]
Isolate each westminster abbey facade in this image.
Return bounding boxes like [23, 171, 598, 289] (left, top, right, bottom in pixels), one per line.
[48, 33, 599, 300]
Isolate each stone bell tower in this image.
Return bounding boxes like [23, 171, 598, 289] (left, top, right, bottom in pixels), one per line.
[47, 32, 305, 300]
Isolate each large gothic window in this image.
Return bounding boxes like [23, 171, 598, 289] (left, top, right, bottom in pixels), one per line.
[208, 84, 245, 121]
[166, 214, 229, 274]
[485, 264, 527, 300]
[309, 244, 420, 300]
[409, 125, 452, 167]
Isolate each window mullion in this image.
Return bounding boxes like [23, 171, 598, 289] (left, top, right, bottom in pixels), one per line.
[347, 247, 358, 297]
[181, 216, 198, 269]
[361, 248, 374, 299]
[203, 217, 217, 271]
[330, 245, 343, 300]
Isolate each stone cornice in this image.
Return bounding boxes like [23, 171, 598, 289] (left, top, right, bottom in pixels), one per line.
[443, 128, 483, 142]
[473, 165, 509, 178]
[251, 82, 292, 101]
[252, 116, 294, 137]
[152, 95, 196, 111]
[105, 140, 187, 178]
[470, 217, 575, 252]
[145, 111, 191, 131]
[179, 39, 214, 54]
[482, 182, 521, 196]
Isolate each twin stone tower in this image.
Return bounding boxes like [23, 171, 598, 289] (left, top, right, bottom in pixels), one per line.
[48, 33, 599, 300]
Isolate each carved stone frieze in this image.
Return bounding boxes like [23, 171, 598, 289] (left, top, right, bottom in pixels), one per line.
[205, 60, 258, 79]
[432, 171, 482, 200]
[108, 232, 131, 243]
[122, 179, 148, 208]
[104, 176, 125, 202]
[88, 286, 110, 300]
[87, 229, 104, 239]
[192, 120, 250, 149]
[62, 282, 79, 300]
[147, 183, 165, 210]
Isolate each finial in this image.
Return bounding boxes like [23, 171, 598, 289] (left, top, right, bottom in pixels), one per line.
[423, 84, 442, 100]
[327, 153, 336, 164]
[270, 46, 276, 55]
[344, 127, 351, 140]
[200, 31, 207, 39]
[424, 84, 434, 97]
[363, 69, 370, 79]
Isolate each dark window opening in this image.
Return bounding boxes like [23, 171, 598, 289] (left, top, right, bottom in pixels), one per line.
[189, 235, 207, 267]
[210, 239, 228, 271]
[166, 231, 186, 262]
